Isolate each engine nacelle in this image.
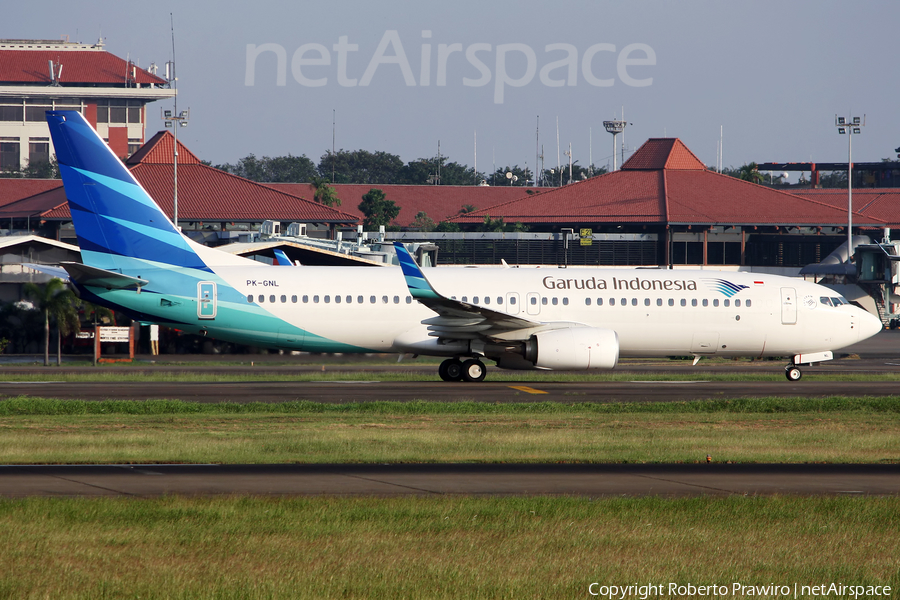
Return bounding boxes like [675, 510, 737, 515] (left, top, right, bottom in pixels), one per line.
[523, 327, 619, 370]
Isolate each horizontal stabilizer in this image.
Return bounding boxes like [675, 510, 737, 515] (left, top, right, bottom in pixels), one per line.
[21, 263, 71, 280]
[61, 262, 149, 290]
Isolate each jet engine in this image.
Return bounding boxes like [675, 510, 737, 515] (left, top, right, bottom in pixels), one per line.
[520, 327, 619, 370]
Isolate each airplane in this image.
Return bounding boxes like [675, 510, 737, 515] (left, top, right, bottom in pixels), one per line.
[45, 110, 883, 382]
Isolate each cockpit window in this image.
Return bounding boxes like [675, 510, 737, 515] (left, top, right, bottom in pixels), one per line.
[820, 297, 833, 307]
[831, 297, 844, 306]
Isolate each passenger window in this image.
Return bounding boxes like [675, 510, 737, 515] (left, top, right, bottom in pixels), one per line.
[656, 298, 662, 306]
[713, 299, 719, 307]
[484, 297, 490, 305]
[497, 297, 503, 305]
[510, 297, 517, 305]
[247, 295, 253, 303]
[335, 295, 341, 304]
[269, 295, 276, 303]
[462, 296, 468, 303]
[746, 299, 752, 307]
[724, 299, 730, 307]
[552, 298, 558, 306]
[530, 297, 537, 305]
[406, 296, 412, 304]
[735, 299, 741, 307]
[631, 298, 637, 306]
[597, 298, 603, 306]
[680, 299, 686, 307]
[542, 297, 548, 305]
[324, 295, 330, 303]
[585, 298, 592, 306]
[281, 295, 287, 303]
[313, 295, 319, 303]
[645, 298, 650, 306]
[702, 299, 708, 307]
[258, 295, 265, 303]
[473, 296, 479, 304]
[292, 295, 297, 303]
[303, 295, 309, 303]
[668, 298, 674, 307]
[393, 296, 400, 304]
[346, 295, 352, 304]
[358, 295, 364, 304]
[382, 295, 388, 304]
[691, 299, 697, 307]
[370, 296, 376, 304]
[610, 298, 616, 306]
[563, 298, 569, 306]
[621, 298, 626, 306]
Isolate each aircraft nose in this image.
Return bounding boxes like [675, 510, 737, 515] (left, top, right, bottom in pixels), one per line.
[857, 309, 883, 342]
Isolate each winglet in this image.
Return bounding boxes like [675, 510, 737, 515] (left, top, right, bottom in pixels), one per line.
[393, 242, 441, 299]
[273, 248, 294, 266]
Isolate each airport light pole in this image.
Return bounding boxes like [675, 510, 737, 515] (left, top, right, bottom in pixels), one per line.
[603, 120, 627, 171]
[162, 108, 190, 228]
[836, 115, 864, 262]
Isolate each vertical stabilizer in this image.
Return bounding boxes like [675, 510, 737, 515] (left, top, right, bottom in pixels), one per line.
[46, 110, 209, 273]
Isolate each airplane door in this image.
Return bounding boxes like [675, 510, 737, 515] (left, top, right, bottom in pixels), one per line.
[506, 292, 521, 315]
[198, 282, 217, 319]
[526, 293, 541, 315]
[781, 287, 796, 325]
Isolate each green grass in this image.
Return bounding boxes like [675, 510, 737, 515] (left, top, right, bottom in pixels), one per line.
[2, 397, 900, 464]
[0, 495, 897, 599]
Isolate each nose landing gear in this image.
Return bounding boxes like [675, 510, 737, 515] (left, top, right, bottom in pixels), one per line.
[439, 357, 487, 382]
[784, 364, 802, 381]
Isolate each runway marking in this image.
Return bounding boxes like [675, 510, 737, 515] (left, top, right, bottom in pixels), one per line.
[629, 381, 710, 384]
[0, 381, 64, 384]
[509, 386, 548, 394]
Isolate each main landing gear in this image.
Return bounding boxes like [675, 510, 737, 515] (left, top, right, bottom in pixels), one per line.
[439, 358, 487, 382]
[784, 364, 802, 381]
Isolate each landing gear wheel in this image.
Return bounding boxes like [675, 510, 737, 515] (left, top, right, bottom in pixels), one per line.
[461, 359, 487, 383]
[785, 366, 802, 381]
[439, 359, 464, 382]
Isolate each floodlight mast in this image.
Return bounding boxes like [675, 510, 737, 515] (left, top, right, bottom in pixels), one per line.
[835, 114, 865, 262]
[603, 120, 627, 171]
[161, 107, 189, 228]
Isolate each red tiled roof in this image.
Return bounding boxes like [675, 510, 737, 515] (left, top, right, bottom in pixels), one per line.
[128, 164, 358, 223]
[267, 183, 529, 226]
[0, 49, 167, 85]
[126, 131, 201, 165]
[0, 179, 62, 208]
[452, 138, 886, 227]
[792, 189, 900, 228]
[621, 138, 706, 171]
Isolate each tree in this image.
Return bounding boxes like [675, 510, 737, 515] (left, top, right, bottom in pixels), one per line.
[737, 162, 764, 185]
[410, 211, 436, 232]
[358, 188, 400, 229]
[311, 176, 341, 207]
[540, 162, 605, 186]
[396, 156, 484, 185]
[318, 149, 404, 184]
[23, 278, 80, 366]
[477, 216, 528, 233]
[215, 154, 317, 183]
[490, 165, 533, 186]
[433, 221, 460, 232]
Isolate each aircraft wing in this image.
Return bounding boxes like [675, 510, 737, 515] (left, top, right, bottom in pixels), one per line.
[393, 242, 541, 339]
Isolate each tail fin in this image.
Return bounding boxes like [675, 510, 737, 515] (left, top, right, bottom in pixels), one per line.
[46, 110, 209, 273]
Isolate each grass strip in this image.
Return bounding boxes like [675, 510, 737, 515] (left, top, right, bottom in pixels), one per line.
[2, 395, 900, 415]
[1, 397, 900, 464]
[0, 495, 897, 599]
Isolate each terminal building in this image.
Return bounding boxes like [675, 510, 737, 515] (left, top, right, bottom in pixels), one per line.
[0, 38, 173, 170]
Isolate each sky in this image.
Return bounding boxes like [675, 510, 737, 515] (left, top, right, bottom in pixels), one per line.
[5, 0, 898, 180]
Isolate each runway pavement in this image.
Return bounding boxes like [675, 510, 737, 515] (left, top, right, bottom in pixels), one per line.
[1, 464, 898, 497]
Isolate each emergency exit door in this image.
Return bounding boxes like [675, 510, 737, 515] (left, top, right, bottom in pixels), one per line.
[198, 282, 217, 319]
